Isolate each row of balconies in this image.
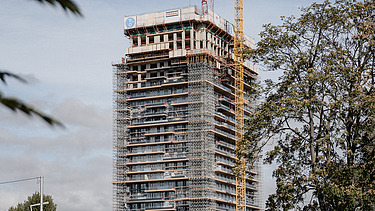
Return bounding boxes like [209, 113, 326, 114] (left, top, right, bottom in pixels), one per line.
[125, 176, 255, 196]
[125, 82, 255, 109]
[127, 171, 188, 181]
[127, 136, 186, 145]
[128, 88, 188, 99]
[127, 132, 187, 141]
[215, 147, 235, 158]
[127, 153, 187, 164]
[131, 116, 188, 126]
[126, 77, 188, 90]
[215, 128, 236, 140]
[125, 137, 235, 157]
[131, 110, 188, 120]
[216, 112, 235, 124]
[128, 96, 188, 108]
[125, 191, 255, 209]
[216, 139, 235, 150]
[124, 146, 234, 160]
[128, 201, 174, 210]
[215, 120, 237, 134]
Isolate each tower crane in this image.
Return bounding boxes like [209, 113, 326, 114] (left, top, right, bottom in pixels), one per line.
[234, 0, 246, 210]
[200, 0, 247, 210]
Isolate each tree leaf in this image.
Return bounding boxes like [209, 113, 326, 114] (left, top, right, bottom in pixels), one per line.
[0, 92, 64, 127]
[0, 71, 27, 84]
[33, 0, 83, 16]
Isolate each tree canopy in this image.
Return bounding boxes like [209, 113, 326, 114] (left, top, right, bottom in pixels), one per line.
[243, 0, 375, 210]
[8, 192, 57, 211]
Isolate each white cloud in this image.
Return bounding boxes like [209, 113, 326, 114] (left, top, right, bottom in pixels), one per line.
[0, 97, 112, 211]
[52, 98, 111, 130]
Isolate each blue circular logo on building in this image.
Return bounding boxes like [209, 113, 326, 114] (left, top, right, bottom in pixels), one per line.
[126, 17, 135, 28]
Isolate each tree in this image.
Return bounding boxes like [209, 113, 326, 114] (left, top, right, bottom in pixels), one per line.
[0, 0, 81, 126]
[242, 0, 375, 210]
[8, 192, 57, 211]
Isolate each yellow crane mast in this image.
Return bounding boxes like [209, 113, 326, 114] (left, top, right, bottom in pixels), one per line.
[234, 0, 246, 211]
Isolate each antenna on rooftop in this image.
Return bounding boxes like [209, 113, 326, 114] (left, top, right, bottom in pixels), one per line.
[201, 0, 208, 14]
[201, 0, 214, 14]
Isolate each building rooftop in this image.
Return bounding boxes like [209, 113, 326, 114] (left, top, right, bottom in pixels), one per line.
[124, 6, 255, 49]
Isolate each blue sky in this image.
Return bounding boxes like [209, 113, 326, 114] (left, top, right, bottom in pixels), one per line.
[0, 0, 323, 210]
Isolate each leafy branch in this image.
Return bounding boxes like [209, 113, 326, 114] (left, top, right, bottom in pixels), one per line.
[34, 0, 82, 16]
[0, 71, 63, 127]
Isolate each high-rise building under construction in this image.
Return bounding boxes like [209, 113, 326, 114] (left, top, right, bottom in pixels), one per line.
[113, 6, 260, 211]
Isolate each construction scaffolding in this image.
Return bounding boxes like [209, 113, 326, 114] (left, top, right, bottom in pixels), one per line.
[112, 6, 260, 211]
[113, 63, 130, 210]
[188, 61, 215, 210]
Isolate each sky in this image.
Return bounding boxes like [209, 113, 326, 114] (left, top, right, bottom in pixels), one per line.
[0, 0, 323, 210]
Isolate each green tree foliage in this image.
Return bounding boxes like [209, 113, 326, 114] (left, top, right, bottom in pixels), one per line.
[35, 0, 82, 16]
[243, 0, 375, 210]
[0, 0, 81, 126]
[8, 192, 57, 211]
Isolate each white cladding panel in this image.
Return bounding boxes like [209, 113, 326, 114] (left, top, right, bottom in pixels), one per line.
[165, 9, 181, 24]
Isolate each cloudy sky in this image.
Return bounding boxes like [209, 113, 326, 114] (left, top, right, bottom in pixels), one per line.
[0, 0, 323, 210]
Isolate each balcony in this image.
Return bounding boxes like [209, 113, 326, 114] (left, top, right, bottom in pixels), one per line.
[125, 43, 170, 55]
[214, 128, 236, 140]
[163, 152, 187, 160]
